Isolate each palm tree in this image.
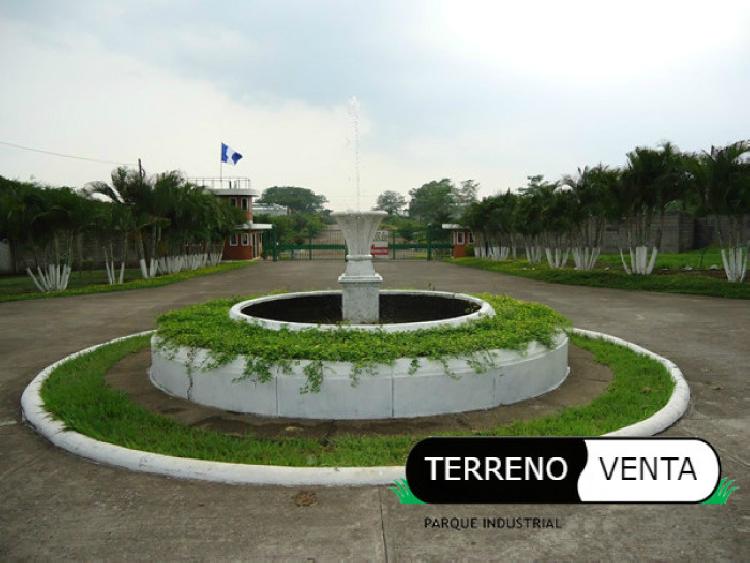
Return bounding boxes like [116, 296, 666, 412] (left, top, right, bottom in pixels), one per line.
[95, 200, 133, 284]
[485, 191, 518, 260]
[12, 185, 93, 291]
[562, 165, 618, 270]
[686, 141, 750, 282]
[153, 177, 244, 273]
[461, 199, 491, 258]
[515, 185, 545, 264]
[0, 176, 34, 274]
[518, 176, 570, 267]
[614, 143, 687, 275]
[86, 166, 164, 278]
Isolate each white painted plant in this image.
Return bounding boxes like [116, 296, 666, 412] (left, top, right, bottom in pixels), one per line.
[687, 142, 750, 283]
[26, 263, 72, 292]
[720, 246, 747, 283]
[156, 252, 217, 275]
[208, 248, 223, 267]
[545, 247, 569, 269]
[139, 256, 159, 278]
[491, 245, 511, 260]
[613, 143, 686, 276]
[473, 234, 510, 261]
[620, 245, 658, 275]
[23, 233, 75, 292]
[564, 166, 617, 271]
[525, 245, 543, 264]
[103, 246, 126, 285]
[572, 246, 600, 271]
[520, 176, 575, 270]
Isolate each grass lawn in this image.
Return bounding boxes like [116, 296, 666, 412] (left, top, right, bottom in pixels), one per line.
[595, 248, 725, 271]
[0, 261, 254, 303]
[40, 332, 673, 467]
[451, 254, 750, 300]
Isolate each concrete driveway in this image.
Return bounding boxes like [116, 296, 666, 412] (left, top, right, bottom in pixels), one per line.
[1, 260, 747, 560]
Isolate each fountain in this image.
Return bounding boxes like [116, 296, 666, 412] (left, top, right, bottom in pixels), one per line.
[333, 210, 386, 323]
[330, 98, 388, 323]
[147, 96, 570, 419]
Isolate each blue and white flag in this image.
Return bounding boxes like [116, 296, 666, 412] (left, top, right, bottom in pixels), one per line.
[220, 143, 243, 165]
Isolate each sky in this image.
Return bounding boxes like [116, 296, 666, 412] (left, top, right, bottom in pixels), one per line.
[1, 0, 749, 211]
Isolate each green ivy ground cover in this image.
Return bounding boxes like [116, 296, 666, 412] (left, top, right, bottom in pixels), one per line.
[155, 293, 571, 391]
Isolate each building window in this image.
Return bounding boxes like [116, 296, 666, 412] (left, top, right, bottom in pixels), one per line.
[229, 233, 238, 246]
[456, 231, 466, 245]
[468, 232, 474, 244]
[241, 233, 250, 246]
[241, 197, 249, 211]
[229, 197, 237, 207]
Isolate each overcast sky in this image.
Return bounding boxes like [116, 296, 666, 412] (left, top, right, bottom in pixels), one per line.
[1, 0, 748, 210]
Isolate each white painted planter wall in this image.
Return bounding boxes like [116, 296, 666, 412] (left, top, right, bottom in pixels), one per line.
[150, 333, 569, 419]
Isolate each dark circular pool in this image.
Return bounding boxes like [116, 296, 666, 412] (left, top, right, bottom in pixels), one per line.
[240, 292, 480, 324]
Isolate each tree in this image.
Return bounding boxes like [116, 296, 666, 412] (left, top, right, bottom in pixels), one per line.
[517, 176, 576, 268]
[256, 213, 324, 245]
[0, 179, 94, 291]
[686, 141, 750, 282]
[0, 176, 36, 273]
[85, 166, 162, 278]
[86, 196, 133, 284]
[381, 215, 424, 242]
[460, 190, 517, 260]
[613, 143, 688, 275]
[515, 175, 554, 265]
[260, 186, 328, 214]
[561, 165, 619, 270]
[152, 175, 244, 273]
[457, 179, 480, 207]
[374, 190, 407, 216]
[408, 179, 459, 225]
[86, 168, 244, 277]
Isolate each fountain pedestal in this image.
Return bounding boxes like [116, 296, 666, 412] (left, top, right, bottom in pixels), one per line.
[333, 211, 387, 323]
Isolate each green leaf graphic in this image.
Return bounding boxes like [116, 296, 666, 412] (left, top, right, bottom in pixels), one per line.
[702, 477, 739, 505]
[388, 479, 427, 505]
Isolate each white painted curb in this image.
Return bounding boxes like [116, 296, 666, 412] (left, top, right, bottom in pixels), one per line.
[576, 328, 692, 438]
[21, 328, 689, 486]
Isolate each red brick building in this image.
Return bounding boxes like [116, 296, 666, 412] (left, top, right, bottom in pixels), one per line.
[191, 177, 272, 260]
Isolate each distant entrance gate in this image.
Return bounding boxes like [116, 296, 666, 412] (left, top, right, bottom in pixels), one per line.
[260, 230, 452, 261]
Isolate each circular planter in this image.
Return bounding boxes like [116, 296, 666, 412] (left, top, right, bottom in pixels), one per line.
[228, 290, 495, 333]
[21, 328, 690, 486]
[149, 331, 569, 419]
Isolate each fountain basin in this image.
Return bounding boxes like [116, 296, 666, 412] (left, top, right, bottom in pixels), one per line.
[229, 290, 494, 333]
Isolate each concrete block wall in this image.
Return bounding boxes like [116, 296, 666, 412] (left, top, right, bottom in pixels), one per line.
[600, 212, 694, 253]
[0, 241, 12, 274]
[695, 215, 750, 247]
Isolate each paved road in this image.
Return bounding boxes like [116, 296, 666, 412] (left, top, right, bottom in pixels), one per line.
[1, 261, 748, 560]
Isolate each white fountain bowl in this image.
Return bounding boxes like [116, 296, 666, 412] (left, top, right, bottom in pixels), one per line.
[228, 290, 495, 333]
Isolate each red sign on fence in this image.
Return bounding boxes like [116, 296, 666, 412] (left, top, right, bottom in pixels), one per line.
[371, 241, 389, 256]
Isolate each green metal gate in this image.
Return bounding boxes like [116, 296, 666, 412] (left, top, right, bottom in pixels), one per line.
[262, 229, 452, 261]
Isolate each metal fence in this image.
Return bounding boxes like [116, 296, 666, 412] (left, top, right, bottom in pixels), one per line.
[261, 230, 451, 261]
